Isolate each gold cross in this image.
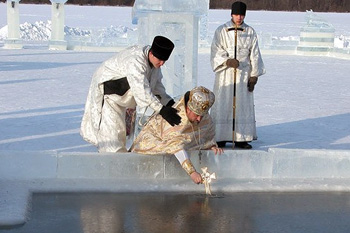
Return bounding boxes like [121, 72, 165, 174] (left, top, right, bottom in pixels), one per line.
[201, 167, 216, 195]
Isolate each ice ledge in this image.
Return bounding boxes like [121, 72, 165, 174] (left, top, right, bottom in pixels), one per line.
[1, 148, 350, 228]
[2, 148, 350, 181]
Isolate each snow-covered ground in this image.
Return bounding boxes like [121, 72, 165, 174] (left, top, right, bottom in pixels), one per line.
[0, 3, 350, 153]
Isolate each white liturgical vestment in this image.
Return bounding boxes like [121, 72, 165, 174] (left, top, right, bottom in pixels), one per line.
[81, 45, 172, 152]
[210, 20, 265, 142]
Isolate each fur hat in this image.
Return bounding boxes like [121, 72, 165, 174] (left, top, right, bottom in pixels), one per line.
[150, 36, 174, 61]
[188, 86, 215, 116]
[231, 1, 247, 16]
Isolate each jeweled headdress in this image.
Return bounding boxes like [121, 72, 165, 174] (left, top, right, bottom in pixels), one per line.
[188, 86, 215, 116]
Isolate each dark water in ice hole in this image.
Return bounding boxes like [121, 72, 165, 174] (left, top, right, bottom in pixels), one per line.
[2, 192, 350, 233]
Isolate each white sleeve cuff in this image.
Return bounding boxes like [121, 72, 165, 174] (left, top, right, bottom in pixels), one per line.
[175, 150, 189, 165]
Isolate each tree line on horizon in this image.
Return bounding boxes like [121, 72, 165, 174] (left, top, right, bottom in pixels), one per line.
[1, 0, 349, 12]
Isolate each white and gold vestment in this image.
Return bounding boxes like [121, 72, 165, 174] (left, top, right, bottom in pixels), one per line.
[130, 96, 216, 155]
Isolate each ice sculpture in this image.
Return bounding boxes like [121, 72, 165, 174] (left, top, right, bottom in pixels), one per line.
[4, 0, 23, 49]
[49, 0, 68, 50]
[297, 10, 335, 55]
[132, 0, 209, 98]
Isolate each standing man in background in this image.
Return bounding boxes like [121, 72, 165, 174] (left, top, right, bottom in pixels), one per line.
[81, 36, 181, 153]
[210, 1, 266, 149]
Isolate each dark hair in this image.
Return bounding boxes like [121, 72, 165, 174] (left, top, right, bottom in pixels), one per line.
[184, 91, 190, 107]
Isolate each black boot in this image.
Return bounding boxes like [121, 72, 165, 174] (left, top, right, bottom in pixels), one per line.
[234, 142, 252, 149]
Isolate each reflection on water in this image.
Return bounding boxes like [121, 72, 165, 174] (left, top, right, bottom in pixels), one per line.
[2, 192, 350, 233]
[78, 192, 251, 233]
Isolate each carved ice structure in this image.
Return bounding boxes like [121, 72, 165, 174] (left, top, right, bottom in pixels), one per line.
[49, 0, 68, 50]
[4, 0, 23, 49]
[132, 0, 209, 98]
[297, 10, 335, 55]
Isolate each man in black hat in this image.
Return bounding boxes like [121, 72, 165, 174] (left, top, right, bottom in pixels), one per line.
[81, 36, 181, 153]
[210, 1, 266, 149]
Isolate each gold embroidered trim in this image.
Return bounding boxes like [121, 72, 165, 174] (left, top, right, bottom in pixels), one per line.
[182, 159, 196, 176]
